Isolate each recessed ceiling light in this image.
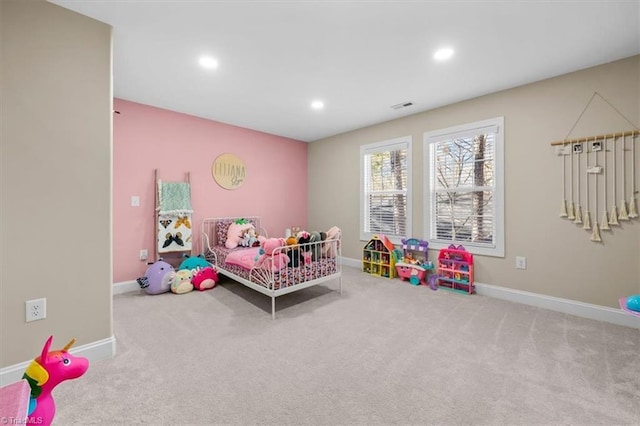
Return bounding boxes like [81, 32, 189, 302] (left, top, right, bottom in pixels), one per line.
[311, 100, 325, 110]
[433, 48, 454, 62]
[199, 56, 218, 69]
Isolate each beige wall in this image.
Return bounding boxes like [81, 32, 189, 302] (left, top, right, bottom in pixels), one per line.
[309, 55, 640, 308]
[1, 0, 112, 366]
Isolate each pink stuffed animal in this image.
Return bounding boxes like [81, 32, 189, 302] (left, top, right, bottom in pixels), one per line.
[192, 266, 219, 291]
[255, 238, 289, 271]
[226, 222, 255, 249]
[323, 226, 341, 258]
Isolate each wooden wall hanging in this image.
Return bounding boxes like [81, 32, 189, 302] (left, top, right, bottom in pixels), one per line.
[212, 153, 246, 190]
[551, 92, 639, 242]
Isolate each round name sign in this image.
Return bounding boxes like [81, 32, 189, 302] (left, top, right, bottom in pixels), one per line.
[212, 153, 246, 190]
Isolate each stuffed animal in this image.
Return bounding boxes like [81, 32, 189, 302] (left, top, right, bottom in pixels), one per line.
[170, 269, 194, 294]
[297, 231, 312, 266]
[286, 234, 300, 267]
[178, 254, 210, 271]
[285, 235, 298, 247]
[323, 226, 341, 258]
[255, 238, 289, 271]
[136, 260, 175, 295]
[309, 231, 326, 260]
[192, 266, 219, 291]
[226, 221, 256, 249]
[240, 227, 261, 247]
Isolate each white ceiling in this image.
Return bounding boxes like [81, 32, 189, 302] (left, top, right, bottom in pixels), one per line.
[50, 0, 640, 142]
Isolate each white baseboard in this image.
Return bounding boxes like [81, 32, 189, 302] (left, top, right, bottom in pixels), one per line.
[0, 335, 116, 386]
[341, 256, 361, 268]
[341, 259, 638, 329]
[475, 282, 639, 329]
[113, 280, 142, 295]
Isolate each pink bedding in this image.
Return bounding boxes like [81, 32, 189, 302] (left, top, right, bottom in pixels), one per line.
[204, 244, 338, 291]
[224, 247, 261, 270]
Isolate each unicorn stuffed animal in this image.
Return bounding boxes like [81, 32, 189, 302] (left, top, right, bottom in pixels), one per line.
[22, 335, 89, 426]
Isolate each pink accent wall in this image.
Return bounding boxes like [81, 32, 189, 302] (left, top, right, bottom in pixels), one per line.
[113, 98, 308, 282]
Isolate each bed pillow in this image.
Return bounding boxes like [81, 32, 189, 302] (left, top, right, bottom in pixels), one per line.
[216, 218, 259, 247]
[225, 222, 257, 249]
[216, 220, 233, 246]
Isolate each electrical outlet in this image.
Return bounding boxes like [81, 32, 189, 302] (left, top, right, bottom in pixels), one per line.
[139, 249, 148, 261]
[26, 298, 46, 322]
[515, 256, 527, 270]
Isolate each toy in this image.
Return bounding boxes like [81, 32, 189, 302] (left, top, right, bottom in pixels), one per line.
[170, 269, 194, 294]
[23, 336, 89, 426]
[309, 231, 326, 260]
[627, 295, 640, 311]
[396, 238, 432, 285]
[191, 266, 219, 291]
[323, 226, 341, 258]
[436, 245, 474, 294]
[361, 234, 396, 278]
[404, 252, 418, 264]
[297, 231, 312, 265]
[286, 234, 301, 267]
[225, 220, 256, 249]
[427, 273, 439, 291]
[619, 295, 640, 317]
[402, 238, 429, 251]
[408, 268, 421, 285]
[285, 235, 298, 247]
[178, 254, 210, 271]
[136, 260, 175, 295]
[240, 226, 263, 247]
[255, 238, 290, 271]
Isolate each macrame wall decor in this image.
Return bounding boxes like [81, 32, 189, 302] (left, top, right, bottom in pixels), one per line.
[551, 92, 639, 242]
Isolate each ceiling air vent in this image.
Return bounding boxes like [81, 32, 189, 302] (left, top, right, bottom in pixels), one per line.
[390, 102, 414, 110]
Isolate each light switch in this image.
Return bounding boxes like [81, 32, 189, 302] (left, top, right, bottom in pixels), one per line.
[131, 196, 140, 207]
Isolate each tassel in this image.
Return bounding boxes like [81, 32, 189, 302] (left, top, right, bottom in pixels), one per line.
[629, 196, 638, 218]
[582, 211, 591, 230]
[609, 206, 619, 226]
[560, 200, 568, 217]
[567, 201, 575, 220]
[600, 211, 610, 230]
[590, 222, 602, 242]
[573, 204, 582, 224]
[618, 200, 629, 221]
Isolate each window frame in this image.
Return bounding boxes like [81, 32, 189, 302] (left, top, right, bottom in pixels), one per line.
[360, 136, 412, 245]
[423, 117, 504, 257]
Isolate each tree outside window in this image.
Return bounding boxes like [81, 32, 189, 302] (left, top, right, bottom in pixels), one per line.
[361, 137, 412, 243]
[425, 118, 504, 257]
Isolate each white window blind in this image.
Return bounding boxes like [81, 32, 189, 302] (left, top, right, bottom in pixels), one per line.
[360, 137, 412, 243]
[424, 118, 504, 257]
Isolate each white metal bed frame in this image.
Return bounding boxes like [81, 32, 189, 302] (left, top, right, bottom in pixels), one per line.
[201, 217, 342, 319]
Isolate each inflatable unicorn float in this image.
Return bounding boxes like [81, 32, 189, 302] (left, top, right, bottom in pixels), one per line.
[22, 335, 89, 426]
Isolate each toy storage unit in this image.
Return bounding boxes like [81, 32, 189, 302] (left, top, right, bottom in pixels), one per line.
[436, 246, 474, 294]
[396, 238, 434, 285]
[362, 234, 396, 279]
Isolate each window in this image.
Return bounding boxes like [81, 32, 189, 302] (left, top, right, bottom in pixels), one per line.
[424, 117, 504, 257]
[360, 136, 412, 244]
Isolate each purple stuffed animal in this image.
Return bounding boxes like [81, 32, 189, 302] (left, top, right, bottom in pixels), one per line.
[136, 260, 175, 295]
